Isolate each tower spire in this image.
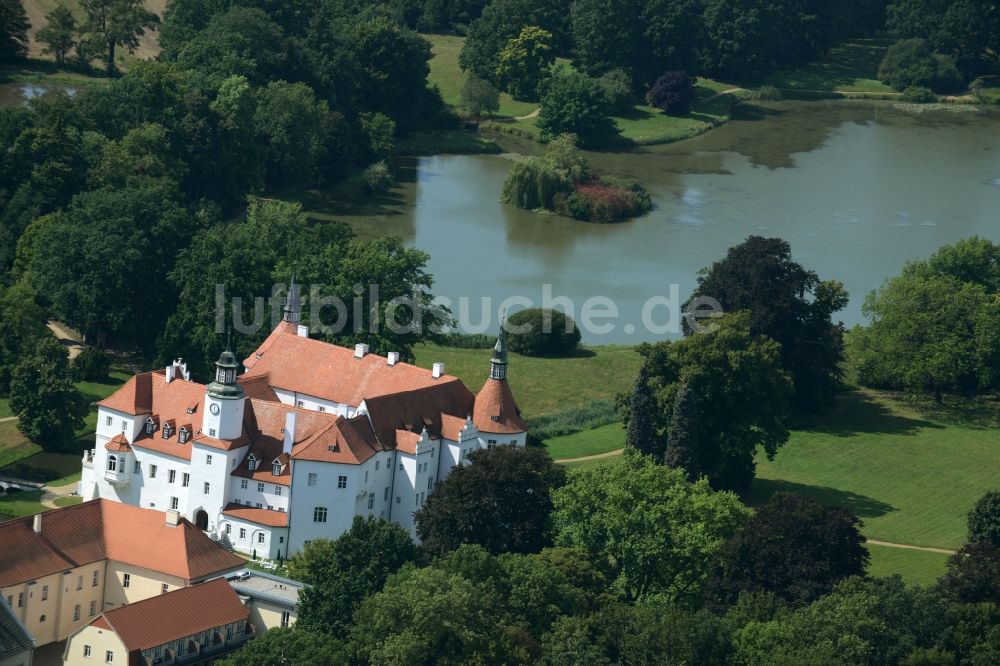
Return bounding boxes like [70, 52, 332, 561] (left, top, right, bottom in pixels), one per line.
[283, 276, 301, 324]
[490, 318, 508, 381]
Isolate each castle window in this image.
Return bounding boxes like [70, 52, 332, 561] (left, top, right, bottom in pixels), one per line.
[275, 486, 282, 496]
[313, 506, 327, 523]
[206, 454, 213, 466]
[90, 600, 96, 617]
[337, 476, 347, 489]
[248, 454, 257, 472]
[162, 423, 172, 439]
[179, 428, 190, 444]
[182, 473, 190, 487]
[145, 418, 155, 434]
[123, 573, 130, 588]
[107, 455, 117, 472]
[241, 479, 248, 489]
[92, 571, 99, 587]
[307, 473, 317, 486]
[204, 482, 210, 494]
[257, 532, 265, 544]
[273, 462, 281, 476]
[105, 416, 112, 427]
[168, 469, 176, 483]
[257, 482, 265, 492]
[170, 497, 179, 510]
[239, 528, 246, 539]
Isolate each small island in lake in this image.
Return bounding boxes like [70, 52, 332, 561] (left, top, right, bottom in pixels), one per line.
[500, 135, 652, 223]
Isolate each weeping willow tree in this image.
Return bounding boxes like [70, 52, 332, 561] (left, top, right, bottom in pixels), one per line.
[500, 134, 588, 210]
[500, 159, 569, 210]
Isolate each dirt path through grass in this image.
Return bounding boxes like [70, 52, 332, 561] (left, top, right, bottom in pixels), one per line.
[866, 540, 956, 555]
[555, 448, 625, 464]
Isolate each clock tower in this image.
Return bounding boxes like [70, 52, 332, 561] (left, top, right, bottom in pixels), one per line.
[203, 343, 245, 440]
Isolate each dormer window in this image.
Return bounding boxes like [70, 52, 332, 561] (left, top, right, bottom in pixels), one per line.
[145, 417, 157, 435]
[272, 462, 282, 476]
[179, 427, 190, 444]
[248, 454, 257, 472]
[162, 424, 173, 439]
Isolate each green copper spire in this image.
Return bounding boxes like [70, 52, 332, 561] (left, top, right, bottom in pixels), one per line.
[207, 336, 244, 399]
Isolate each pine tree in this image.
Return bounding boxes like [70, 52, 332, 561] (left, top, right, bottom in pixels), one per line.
[664, 377, 702, 478]
[0, 0, 30, 62]
[625, 365, 661, 459]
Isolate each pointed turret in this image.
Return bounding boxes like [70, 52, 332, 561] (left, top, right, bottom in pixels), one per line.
[473, 322, 527, 437]
[283, 276, 301, 324]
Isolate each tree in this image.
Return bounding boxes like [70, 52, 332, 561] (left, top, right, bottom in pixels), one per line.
[969, 491, 1000, 546]
[175, 7, 290, 85]
[543, 602, 731, 666]
[459, 0, 570, 84]
[878, 38, 964, 92]
[506, 308, 580, 357]
[460, 75, 500, 117]
[887, 0, 1000, 75]
[705, 492, 868, 609]
[597, 68, 634, 114]
[637, 312, 792, 493]
[349, 566, 510, 665]
[10, 337, 88, 448]
[71, 347, 110, 381]
[37, 5, 77, 65]
[911, 236, 1000, 293]
[552, 456, 749, 605]
[297, 516, 417, 637]
[937, 542, 1000, 605]
[686, 236, 848, 413]
[624, 365, 659, 458]
[0, 0, 30, 62]
[79, 0, 160, 75]
[216, 628, 347, 666]
[647, 71, 695, 116]
[253, 81, 335, 187]
[855, 273, 999, 402]
[415, 445, 566, 556]
[732, 576, 948, 666]
[0, 283, 48, 394]
[537, 70, 617, 147]
[20, 181, 196, 351]
[495, 26, 554, 101]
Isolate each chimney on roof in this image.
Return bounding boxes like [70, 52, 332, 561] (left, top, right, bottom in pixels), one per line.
[33, 513, 41, 534]
[166, 364, 175, 383]
[296, 324, 309, 338]
[387, 352, 400, 366]
[283, 411, 297, 455]
[354, 343, 369, 359]
[432, 362, 445, 379]
[165, 510, 180, 527]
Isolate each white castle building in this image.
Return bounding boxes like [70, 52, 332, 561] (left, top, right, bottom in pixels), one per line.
[78, 282, 527, 559]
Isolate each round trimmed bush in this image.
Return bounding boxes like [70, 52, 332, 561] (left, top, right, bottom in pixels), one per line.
[901, 86, 936, 103]
[756, 85, 782, 101]
[506, 308, 581, 357]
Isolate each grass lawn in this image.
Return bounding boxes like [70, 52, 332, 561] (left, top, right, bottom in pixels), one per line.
[546, 423, 625, 460]
[763, 39, 894, 93]
[866, 544, 950, 587]
[613, 87, 732, 145]
[53, 496, 83, 508]
[0, 490, 45, 519]
[0, 398, 11, 418]
[749, 390, 1000, 550]
[423, 33, 735, 147]
[412, 343, 641, 419]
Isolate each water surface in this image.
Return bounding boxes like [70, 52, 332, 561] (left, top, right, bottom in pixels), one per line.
[325, 101, 1000, 343]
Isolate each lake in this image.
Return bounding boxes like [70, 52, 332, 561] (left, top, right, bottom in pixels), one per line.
[0, 82, 78, 106]
[325, 101, 1000, 343]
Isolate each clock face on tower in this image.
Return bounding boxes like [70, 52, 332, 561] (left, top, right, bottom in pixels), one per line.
[210, 403, 220, 415]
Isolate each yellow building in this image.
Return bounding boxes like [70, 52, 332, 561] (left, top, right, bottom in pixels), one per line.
[0, 500, 244, 649]
[63, 578, 252, 666]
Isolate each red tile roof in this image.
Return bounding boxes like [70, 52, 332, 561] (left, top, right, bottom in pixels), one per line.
[104, 434, 131, 452]
[473, 378, 528, 434]
[440, 413, 472, 441]
[292, 414, 382, 464]
[243, 327, 461, 406]
[221, 504, 289, 527]
[394, 429, 423, 455]
[0, 501, 243, 587]
[363, 381, 475, 450]
[97, 578, 250, 652]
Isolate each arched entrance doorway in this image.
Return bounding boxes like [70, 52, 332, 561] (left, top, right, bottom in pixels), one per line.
[194, 509, 208, 530]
